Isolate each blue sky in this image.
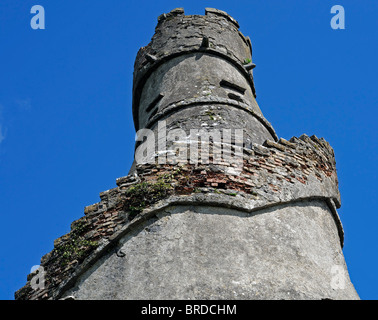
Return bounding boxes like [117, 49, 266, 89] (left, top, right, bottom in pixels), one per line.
[0, 0, 377, 300]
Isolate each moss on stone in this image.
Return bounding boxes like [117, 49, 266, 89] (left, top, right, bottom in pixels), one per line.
[53, 220, 98, 267]
[124, 174, 175, 219]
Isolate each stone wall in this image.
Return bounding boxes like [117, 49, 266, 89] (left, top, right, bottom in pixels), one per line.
[15, 7, 358, 300]
[15, 134, 355, 300]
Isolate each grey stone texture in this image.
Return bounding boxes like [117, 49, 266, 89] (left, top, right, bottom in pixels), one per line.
[138, 53, 261, 129]
[64, 201, 358, 300]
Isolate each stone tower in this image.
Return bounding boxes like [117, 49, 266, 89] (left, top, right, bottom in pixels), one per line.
[15, 8, 358, 300]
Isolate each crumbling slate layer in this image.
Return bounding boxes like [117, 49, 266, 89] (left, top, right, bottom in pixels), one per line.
[15, 135, 353, 300]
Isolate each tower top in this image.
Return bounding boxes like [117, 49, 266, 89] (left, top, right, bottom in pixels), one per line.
[132, 8, 260, 132]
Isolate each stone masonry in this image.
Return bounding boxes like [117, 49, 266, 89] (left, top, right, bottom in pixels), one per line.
[15, 8, 358, 300]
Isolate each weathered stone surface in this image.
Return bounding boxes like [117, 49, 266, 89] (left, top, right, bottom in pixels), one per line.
[63, 202, 358, 300]
[138, 53, 262, 129]
[132, 8, 259, 133]
[15, 7, 358, 300]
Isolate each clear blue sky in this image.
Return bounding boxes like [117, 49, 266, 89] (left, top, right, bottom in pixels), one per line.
[0, 0, 377, 300]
